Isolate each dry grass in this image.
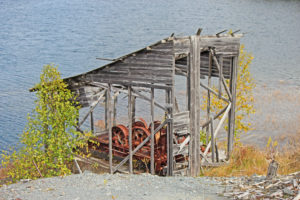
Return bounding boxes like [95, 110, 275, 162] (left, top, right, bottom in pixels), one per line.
[204, 131, 300, 177]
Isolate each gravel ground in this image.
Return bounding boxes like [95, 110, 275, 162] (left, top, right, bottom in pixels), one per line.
[0, 171, 226, 200]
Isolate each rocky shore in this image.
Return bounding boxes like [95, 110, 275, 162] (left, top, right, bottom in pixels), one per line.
[0, 171, 299, 200]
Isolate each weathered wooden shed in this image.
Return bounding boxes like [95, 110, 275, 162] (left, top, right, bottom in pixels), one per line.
[65, 29, 241, 176]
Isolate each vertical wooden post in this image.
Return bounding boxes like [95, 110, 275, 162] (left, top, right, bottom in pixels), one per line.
[107, 84, 113, 173]
[210, 117, 215, 163]
[186, 54, 191, 111]
[166, 90, 173, 176]
[90, 110, 94, 134]
[150, 87, 155, 175]
[113, 93, 117, 126]
[206, 49, 212, 144]
[128, 87, 133, 173]
[131, 96, 136, 124]
[188, 35, 201, 177]
[105, 91, 108, 130]
[218, 56, 223, 99]
[227, 55, 238, 159]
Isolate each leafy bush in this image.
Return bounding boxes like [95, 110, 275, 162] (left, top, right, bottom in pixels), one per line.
[1, 64, 90, 183]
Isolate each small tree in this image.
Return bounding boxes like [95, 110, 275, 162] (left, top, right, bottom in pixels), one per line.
[1, 64, 89, 182]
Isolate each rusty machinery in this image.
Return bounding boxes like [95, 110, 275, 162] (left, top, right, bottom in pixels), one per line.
[89, 118, 187, 174]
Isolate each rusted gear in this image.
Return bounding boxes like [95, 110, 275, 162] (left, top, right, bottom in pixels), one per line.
[112, 125, 129, 148]
[132, 126, 150, 147]
[132, 117, 148, 129]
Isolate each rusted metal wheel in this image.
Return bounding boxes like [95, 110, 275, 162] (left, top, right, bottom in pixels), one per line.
[132, 126, 150, 147]
[112, 125, 129, 148]
[132, 118, 148, 129]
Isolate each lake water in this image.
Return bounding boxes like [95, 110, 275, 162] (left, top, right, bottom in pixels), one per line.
[0, 0, 300, 151]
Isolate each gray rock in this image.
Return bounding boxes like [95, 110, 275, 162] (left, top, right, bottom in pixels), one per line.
[270, 190, 283, 198]
[283, 187, 294, 196]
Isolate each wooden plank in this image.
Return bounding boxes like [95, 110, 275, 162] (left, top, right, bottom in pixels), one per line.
[125, 56, 172, 64]
[150, 88, 155, 175]
[166, 90, 172, 176]
[103, 67, 173, 76]
[188, 35, 201, 177]
[131, 88, 167, 111]
[78, 90, 106, 127]
[89, 74, 173, 85]
[173, 37, 190, 54]
[211, 117, 215, 162]
[131, 96, 136, 123]
[227, 55, 238, 158]
[200, 82, 229, 103]
[123, 58, 172, 66]
[105, 90, 108, 129]
[201, 103, 231, 161]
[128, 87, 133, 173]
[87, 79, 172, 90]
[200, 37, 240, 55]
[210, 49, 232, 100]
[206, 50, 212, 145]
[173, 111, 190, 118]
[200, 104, 230, 128]
[108, 84, 113, 173]
[219, 56, 223, 99]
[113, 92, 118, 126]
[90, 111, 94, 134]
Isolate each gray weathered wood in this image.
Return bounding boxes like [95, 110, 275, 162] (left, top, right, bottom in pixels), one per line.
[150, 88, 155, 175]
[219, 56, 223, 99]
[78, 90, 106, 127]
[227, 55, 238, 158]
[188, 35, 201, 177]
[200, 82, 229, 103]
[202, 103, 231, 162]
[206, 50, 212, 146]
[128, 87, 133, 173]
[200, 104, 230, 128]
[113, 92, 118, 126]
[210, 49, 232, 101]
[210, 117, 215, 162]
[90, 110, 94, 134]
[108, 84, 113, 173]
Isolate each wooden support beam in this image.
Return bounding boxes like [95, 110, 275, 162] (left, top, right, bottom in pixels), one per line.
[200, 82, 229, 103]
[188, 35, 201, 177]
[131, 96, 136, 123]
[227, 56, 238, 159]
[108, 84, 113, 173]
[105, 90, 108, 129]
[128, 87, 133, 173]
[167, 90, 174, 176]
[201, 103, 231, 163]
[113, 92, 118, 126]
[150, 88, 155, 175]
[78, 90, 106, 128]
[210, 117, 215, 163]
[186, 54, 190, 111]
[206, 50, 212, 145]
[200, 103, 230, 128]
[90, 110, 94, 134]
[219, 56, 223, 99]
[131, 88, 167, 111]
[210, 49, 232, 101]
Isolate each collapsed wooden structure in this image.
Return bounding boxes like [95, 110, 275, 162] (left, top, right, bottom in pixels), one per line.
[64, 29, 241, 176]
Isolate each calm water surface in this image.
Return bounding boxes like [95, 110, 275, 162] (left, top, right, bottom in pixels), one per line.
[0, 0, 300, 150]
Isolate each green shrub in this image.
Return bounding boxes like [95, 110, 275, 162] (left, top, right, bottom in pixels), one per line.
[1, 64, 90, 183]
